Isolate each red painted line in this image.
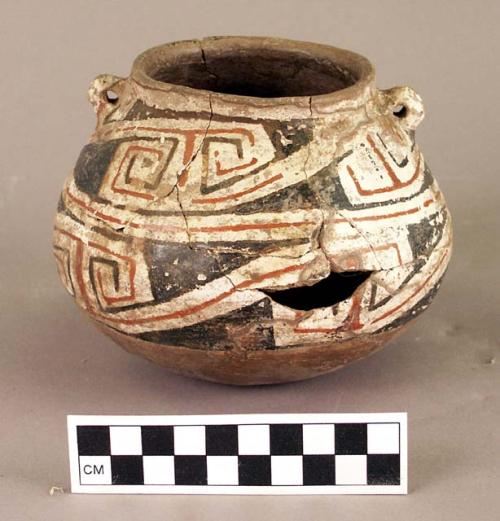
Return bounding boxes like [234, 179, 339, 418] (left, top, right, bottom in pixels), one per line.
[346, 136, 421, 196]
[332, 198, 433, 224]
[103, 263, 305, 325]
[372, 250, 448, 324]
[67, 189, 127, 226]
[127, 221, 185, 232]
[111, 145, 163, 200]
[190, 219, 315, 233]
[366, 134, 401, 185]
[216, 157, 258, 176]
[67, 187, 313, 235]
[192, 174, 283, 204]
[54, 226, 308, 326]
[294, 292, 363, 334]
[88, 240, 137, 304]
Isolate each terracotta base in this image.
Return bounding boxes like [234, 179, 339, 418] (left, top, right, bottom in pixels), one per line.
[97, 320, 406, 385]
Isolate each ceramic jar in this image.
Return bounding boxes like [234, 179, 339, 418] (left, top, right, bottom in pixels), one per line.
[53, 37, 452, 384]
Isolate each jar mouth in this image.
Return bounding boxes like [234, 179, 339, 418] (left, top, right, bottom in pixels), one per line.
[131, 37, 375, 109]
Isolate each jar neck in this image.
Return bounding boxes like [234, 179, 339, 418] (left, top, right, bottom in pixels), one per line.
[129, 37, 376, 121]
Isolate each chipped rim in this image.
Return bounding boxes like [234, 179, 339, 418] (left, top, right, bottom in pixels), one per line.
[130, 36, 376, 118]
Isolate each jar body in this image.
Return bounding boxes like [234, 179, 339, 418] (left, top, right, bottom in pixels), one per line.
[53, 38, 452, 384]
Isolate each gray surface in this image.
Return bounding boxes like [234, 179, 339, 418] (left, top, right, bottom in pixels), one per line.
[1, 0, 499, 519]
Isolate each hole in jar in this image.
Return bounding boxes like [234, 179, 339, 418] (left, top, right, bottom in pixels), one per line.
[105, 90, 119, 104]
[146, 48, 359, 98]
[262, 270, 372, 311]
[393, 104, 407, 119]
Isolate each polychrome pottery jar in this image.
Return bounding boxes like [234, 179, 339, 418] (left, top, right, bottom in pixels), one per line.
[53, 37, 452, 384]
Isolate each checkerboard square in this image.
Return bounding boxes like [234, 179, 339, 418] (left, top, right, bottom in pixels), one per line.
[206, 425, 238, 456]
[79, 456, 112, 485]
[367, 454, 400, 485]
[238, 456, 271, 486]
[303, 455, 336, 485]
[110, 426, 142, 455]
[174, 456, 207, 485]
[141, 426, 174, 456]
[174, 426, 206, 455]
[206, 456, 239, 485]
[335, 455, 367, 485]
[143, 456, 175, 484]
[270, 424, 303, 455]
[238, 425, 270, 455]
[303, 424, 335, 454]
[111, 455, 144, 485]
[271, 456, 303, 485]
[77, 426, 110, 456]
[335, 423, 367, 455]
[367, 423, 399, 454]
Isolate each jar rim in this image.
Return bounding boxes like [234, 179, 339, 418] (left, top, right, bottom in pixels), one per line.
[130, 36, 376, 119]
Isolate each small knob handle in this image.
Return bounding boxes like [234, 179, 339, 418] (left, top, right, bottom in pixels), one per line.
[88, 74, 125, 112]
[381, 86, 425, 131]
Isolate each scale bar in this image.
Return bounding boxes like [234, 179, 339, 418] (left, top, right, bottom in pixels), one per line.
[67, 413, 407, 495]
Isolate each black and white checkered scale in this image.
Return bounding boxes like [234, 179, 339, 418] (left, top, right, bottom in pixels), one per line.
[76, 421, 401, 487]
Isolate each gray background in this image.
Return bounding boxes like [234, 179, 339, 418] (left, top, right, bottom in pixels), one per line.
[1, 0, 498, 519]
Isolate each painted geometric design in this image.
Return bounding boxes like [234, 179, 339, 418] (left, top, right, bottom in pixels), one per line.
[53, 97, 452, 352]
[89, 121, 277, 209]
[104, 139, 178, 202]
[68, 414, 406, 494]
[339, 133, 422, 202]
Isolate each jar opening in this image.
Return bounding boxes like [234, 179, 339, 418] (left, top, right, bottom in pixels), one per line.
[146, 47, 358, 98]
[133, 37, 373, 104]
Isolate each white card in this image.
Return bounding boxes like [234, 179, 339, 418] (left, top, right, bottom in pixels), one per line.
[68, 412, 407, 495]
